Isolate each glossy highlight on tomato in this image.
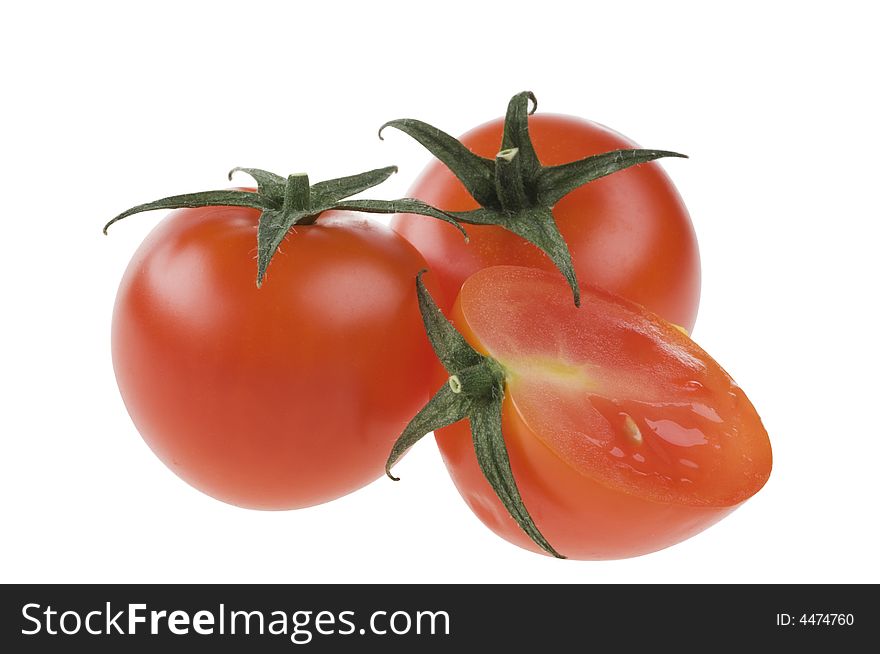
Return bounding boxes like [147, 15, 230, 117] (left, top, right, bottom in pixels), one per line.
[392, 113, 701, 330]
[434, 266, 770, 559]
[112, 205, 437, 509]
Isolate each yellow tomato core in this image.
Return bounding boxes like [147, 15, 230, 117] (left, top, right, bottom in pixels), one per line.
[503, 355, 600, 394]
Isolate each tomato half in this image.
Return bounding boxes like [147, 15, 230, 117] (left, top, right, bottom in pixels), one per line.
[434, 266, 770, 559]
[112, 205, 436, 509]
[392, 113, 701, 331]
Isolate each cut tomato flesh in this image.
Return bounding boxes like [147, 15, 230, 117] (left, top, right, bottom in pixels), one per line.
[454, 266, 771, 507]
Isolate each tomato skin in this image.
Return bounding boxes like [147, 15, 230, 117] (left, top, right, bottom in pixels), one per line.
[112, 204, 436, 510]
[392, 113, 701, 331]
[433, 266, 770, 559]
[438, 412, 734, 560]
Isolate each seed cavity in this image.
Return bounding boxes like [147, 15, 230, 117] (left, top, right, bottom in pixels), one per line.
[622, 413, 643, 445]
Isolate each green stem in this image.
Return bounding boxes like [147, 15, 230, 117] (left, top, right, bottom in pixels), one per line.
[283, 173, 311, 215]
[379, 91, 688, 307]
[104, 167, 464, 288]
[450, 360, 505, 397]
[385, 273, 565, 559]
[495, 148, 529, 213]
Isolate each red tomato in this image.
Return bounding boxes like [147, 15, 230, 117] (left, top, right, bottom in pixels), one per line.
[434, 266, 770, 559]
[112, 205, 436, 509]
[392, 113, 701, 331]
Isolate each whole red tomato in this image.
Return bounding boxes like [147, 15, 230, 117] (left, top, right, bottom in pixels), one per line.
[109, 168, 455, 509]
[387, 93, 700, 331]
[388, 267, 771, 559]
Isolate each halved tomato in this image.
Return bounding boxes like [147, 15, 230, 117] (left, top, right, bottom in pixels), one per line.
[396, 266, 771, 559]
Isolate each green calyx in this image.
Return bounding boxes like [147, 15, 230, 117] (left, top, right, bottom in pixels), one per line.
[386, 272, 565, 559]
[104, 166, 466, 287]
[380, 91, 687, 307]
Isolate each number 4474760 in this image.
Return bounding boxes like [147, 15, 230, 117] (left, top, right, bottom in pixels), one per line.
[776, 613, 854, 627]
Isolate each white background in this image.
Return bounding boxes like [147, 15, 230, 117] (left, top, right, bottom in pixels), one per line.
[2, 1, 877, 584]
